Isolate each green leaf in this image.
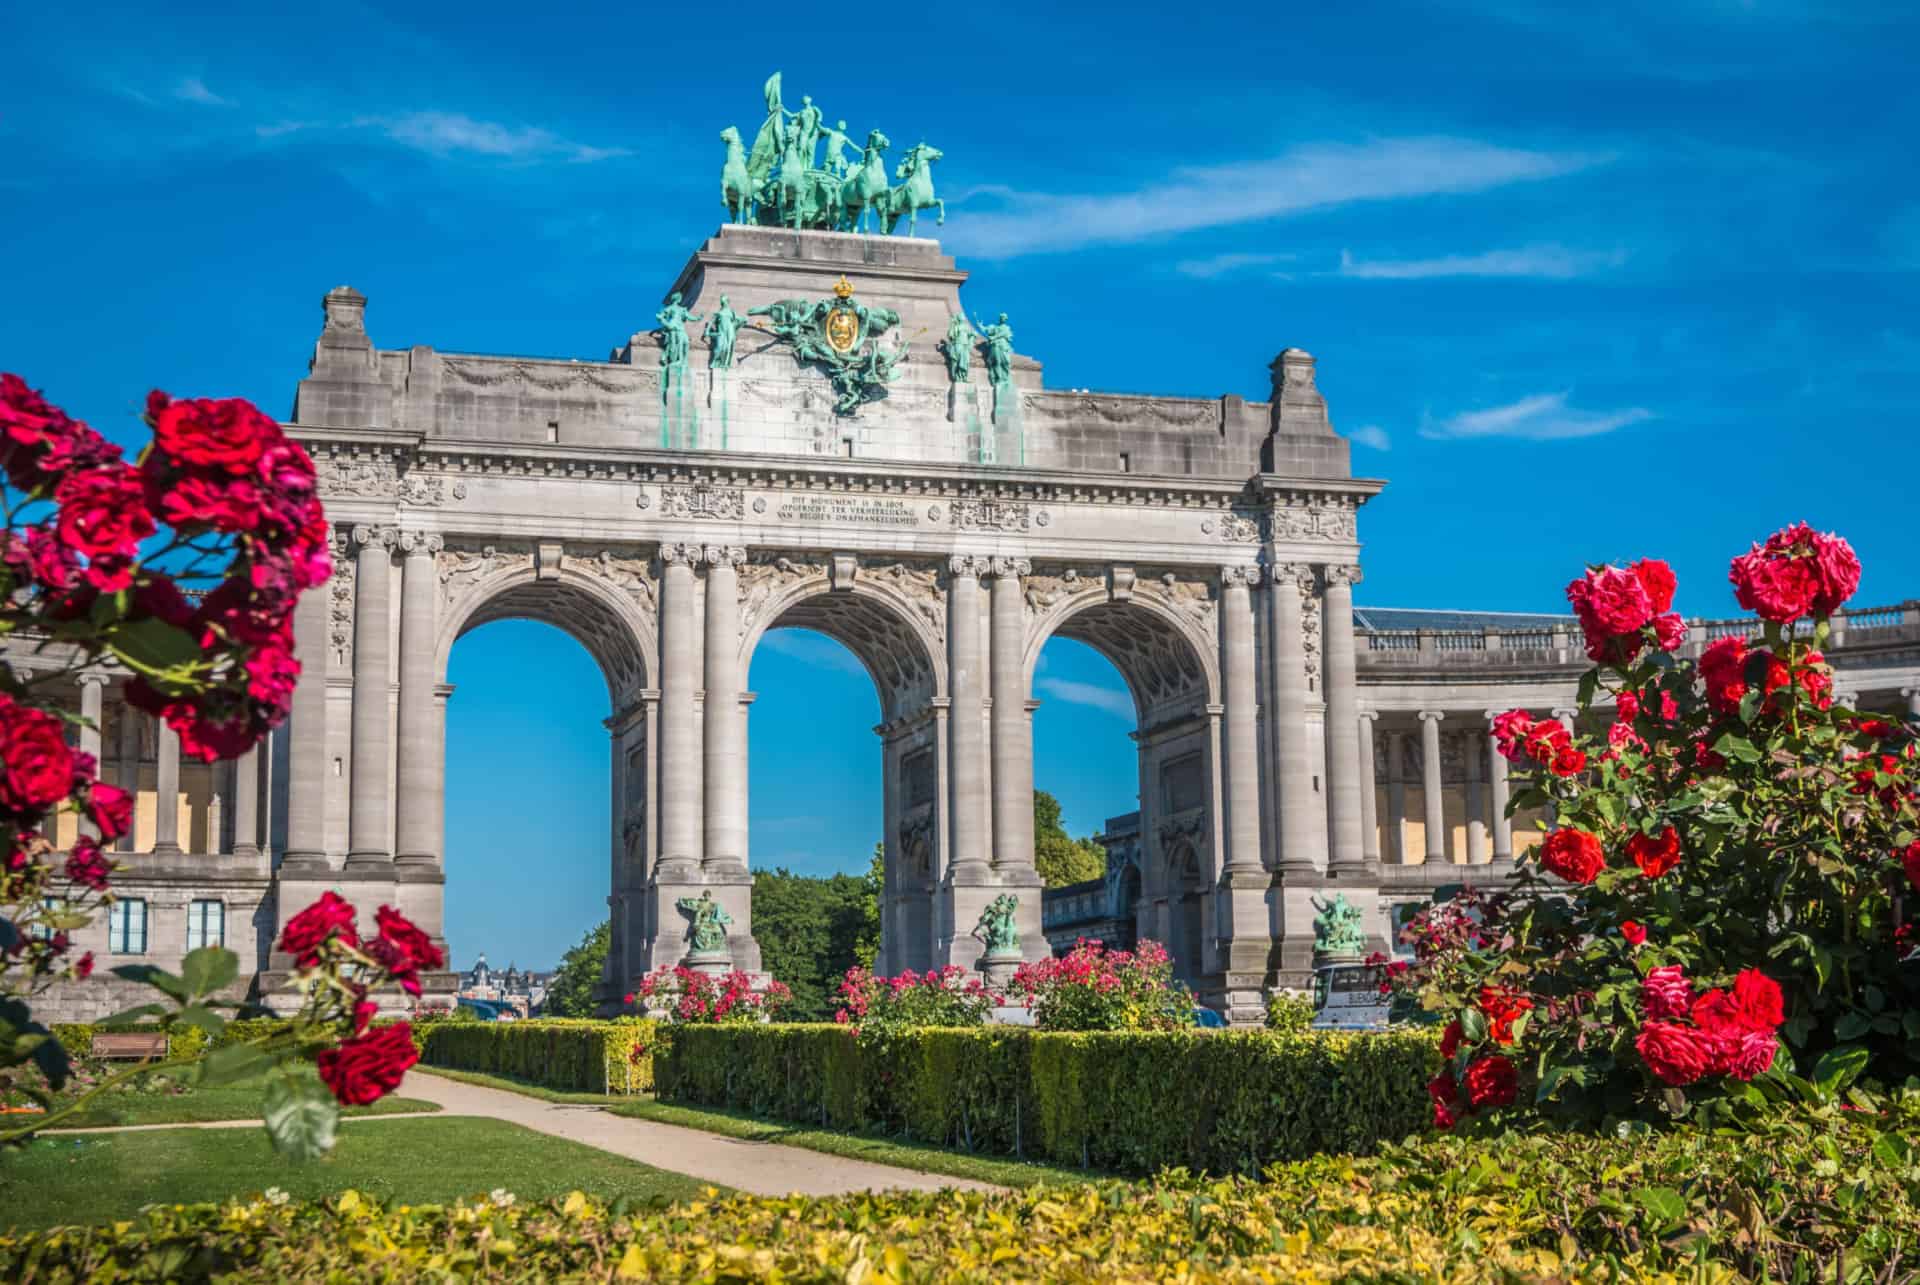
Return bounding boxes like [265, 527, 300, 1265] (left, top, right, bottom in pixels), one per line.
[1811, 1044, 1871, 1098]
[1711, 731, 1762, 764]
[106, 616, 208, 685]
[109, 964, 189, 1004]
[263, 1070, 339, 1162]
[172, 1004, 226, 1037]
[198, 1042, 273, 1088]
[1632, 1186, 1688, 1226]
[1873, 1131, 1913, 1169]
[179, 947, 239, 999]
[1576, 670, 1599, 709]
[1459, 1007, 1489, 1046]
[1834, 1012, 1873, 1041]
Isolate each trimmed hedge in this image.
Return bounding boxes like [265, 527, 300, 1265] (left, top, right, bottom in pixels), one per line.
[655, 1025, 1438, 1174]
[4, 1114, 1913, 1279]
[50, 1016, 437, 1067]
[422, 1019, 658, 1094]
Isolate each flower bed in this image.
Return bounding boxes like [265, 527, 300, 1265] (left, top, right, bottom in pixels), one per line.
[654, 1025, 1437, 1174]
[3, 1106, 1911, 1280]
[421, 1019, 659, 1094]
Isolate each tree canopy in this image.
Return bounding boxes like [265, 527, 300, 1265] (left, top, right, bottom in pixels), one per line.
[1034, 789, 1107, 887]
[541, 919, 609, 1017]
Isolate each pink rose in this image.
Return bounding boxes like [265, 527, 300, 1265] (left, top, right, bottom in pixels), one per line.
[1640, 965, 1694, 1020]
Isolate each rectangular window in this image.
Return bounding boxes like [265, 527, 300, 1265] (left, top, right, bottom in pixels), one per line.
[186, 899, 224, 951]
[110, 898, 148, 955]
[33, 896, 65, 942]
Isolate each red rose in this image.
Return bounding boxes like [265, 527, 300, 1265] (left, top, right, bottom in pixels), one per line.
[244, 640, 302, 710]
[1620, 920, 1648, 946]
[73, 951, 94, 980]
[1490, 709, 1535, 762]
[1538, 828, 1605, 884]
[1462, 1054, 1518, 1109]
[1808, 529, 1861, 615]
[1652, 612, 1687, 652]
[279, 891, 359, 966]
[1615, 691, 1640, 723]
[1628, 826, 1682, 879]
[1691, 987, 1740, 1035]
[1699, 636, 1750, 712]
[1630, 559, 1677, 614]
[52, 465, 155, 561]
[64, 837, 113, 892]
[1426, 1070, 1461, 1129]
[1549, 745, 1588, 778]
[150, 472, 264, 534]
[150, 394, 277, 476]
[1903, 841, 1920, 893]
[1439, 1019, 1463, 1059]
[1730, 967, 1784, 1032]
[1637, 1020, 1714, 1086]
[85, 782, 133, 842]
[1640, 965, 1694, 1020]
[316, 1022, 418, 1106]
[1724, 1029, 1778, 1081]
[1730, 541, 1820, 624]
[1567, 564, 1654, 659]
[368, 906, 444, 996]
[1476, 985, 1533, 1045]
[0, 695, 76, 818]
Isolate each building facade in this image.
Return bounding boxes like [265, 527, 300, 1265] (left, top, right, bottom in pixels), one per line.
[22, 225, 1920, 1024]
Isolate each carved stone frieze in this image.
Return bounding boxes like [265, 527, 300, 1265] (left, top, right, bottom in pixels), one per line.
[327, 531, 354, 669]
[658, 483, 745, 521]
[949, 499, 1036, 532]
[316, 453, 399, 499]
[560, 549, 657, 611]
[863, 560, 944, 633]
[1201, 511, 1262, 542]
[1302, 594, 1322, 687]
[1023, 568, 1090, 615]
[1157, 572, 1218, 637]
[398, 474, 467, 507]
[435, 542, 535, 611]
[1157, 810, 1208, 852]
[736, 552, 829, 641]
[1269, 501, 1358, 544]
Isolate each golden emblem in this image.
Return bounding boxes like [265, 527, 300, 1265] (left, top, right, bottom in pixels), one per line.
[825, 276, 860, 354]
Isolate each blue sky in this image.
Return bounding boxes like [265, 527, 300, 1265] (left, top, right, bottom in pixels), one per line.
[5, 2, 1915, 965]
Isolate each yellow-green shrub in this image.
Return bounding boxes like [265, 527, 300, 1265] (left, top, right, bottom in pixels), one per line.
[422, 1019, 657, 1093]
[655, 1025, 1438, 1174]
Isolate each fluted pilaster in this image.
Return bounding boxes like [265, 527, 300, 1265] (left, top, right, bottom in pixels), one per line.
[703, 544, 748, 873]
[346, 524, 396, 871]
[395, 532, 444, 870]
[988, 556, 1033, 874]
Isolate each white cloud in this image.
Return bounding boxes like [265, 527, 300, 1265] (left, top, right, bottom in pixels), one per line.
[1036, 677, 1135, 721]
[1174, 250, 1295, 279]
[359, 111, 629, 163]
[1347, 424, 1391, 451]
[1337, 243, 1629, 280]
[758, 629, 866, 678]
[943, 137, 1606, 258]
[1420, 392, 1653, 442]
[174, 77, 229, 107]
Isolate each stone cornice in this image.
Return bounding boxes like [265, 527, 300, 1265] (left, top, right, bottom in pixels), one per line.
[286, 427, 1382, 512]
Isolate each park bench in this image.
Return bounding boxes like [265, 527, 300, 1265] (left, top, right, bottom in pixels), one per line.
[88, 1031, 168, 1061]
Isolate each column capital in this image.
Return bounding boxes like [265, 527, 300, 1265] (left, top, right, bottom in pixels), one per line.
[1417, 709, 1447, 723]
[1219, 563, 1263, 589]
[77, 670, 108, 690]
[1321, 563, 1362, 588]
[987, 556, 1031, 579]
[948, 554, 990, 579]
[1483, 708, 1514, 725]
[1269, 561, 1315, 593]
[1552, 707, 1579, 724]
[1356, 708, 1380, 722]
[659, 542, 702, 566]
[702, 544, 747, 568]
[351, 523, 398, 549]
[397, 531, 444, 555]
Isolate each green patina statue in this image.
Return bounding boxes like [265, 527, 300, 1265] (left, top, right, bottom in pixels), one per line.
[656, 291, 702, 369]
[972, 893, 1021, 961]
[677, 890, 733, 958]
[749, 276, 906, 414]
[1312, 893, 1366, 960]
[720, 73, 944, 235]
[940, 314, 974, 383]
[703, 295, 747, 370]
[977, 313, 1015, 388]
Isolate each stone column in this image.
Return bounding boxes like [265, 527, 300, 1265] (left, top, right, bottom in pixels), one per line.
[1268, 564, 1316, 875]
[231, 746, 260, 858]
[988, 557, 1034, 874]
[1220, 565, 1265, 874]
[1418, 711, 1445, 862]
[394, 533, 444, 872]
[152, 718, 181, 855]
[114, 697, 141, 853]
[702, 545, 748, 874]
[1321, 564, 1365, 873]
[1486, 714, 1513, 861]
[1357, 711, 1380, 863]
[283, 565, 331, 871]
[946, 556, 990, 880]
[1465, 730, 1487, 864]
[657, 544, 701, 875]
[1553, 706, 1579, 731]
[77, 674, 104, 840]
[1385, 730, 1407, 863]
[345, 524, 396, 872]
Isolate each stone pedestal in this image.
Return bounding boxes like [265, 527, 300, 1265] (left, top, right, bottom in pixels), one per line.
[976, 953, 1021, 992]
[1215, 868, 1277, 976]
[1270, 873, 1391, 987]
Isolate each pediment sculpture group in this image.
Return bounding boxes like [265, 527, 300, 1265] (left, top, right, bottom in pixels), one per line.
[720, 71, 946, 237]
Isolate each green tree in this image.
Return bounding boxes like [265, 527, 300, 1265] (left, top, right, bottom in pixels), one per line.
[752, 866, 880, 1020]
[541, 920, 609, 1018]
[1034, 789, 1107, 887]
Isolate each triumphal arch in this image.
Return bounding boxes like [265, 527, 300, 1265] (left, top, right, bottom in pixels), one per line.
[271, 75, 1378, 1019]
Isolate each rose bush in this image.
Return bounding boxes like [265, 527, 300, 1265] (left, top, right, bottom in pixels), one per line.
[627, 965, 791, 1025]
[1008, 938, 1195, 1031]
[1395, 524, 1916, 1130]
[0, 371, 421, 1160]
[832, 964, 1000, 1033]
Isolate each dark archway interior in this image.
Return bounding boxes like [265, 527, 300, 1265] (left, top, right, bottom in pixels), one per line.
[1053, 602, 1208, 723]
[766, 594, 935, 721]
[461, 583, 647, 703]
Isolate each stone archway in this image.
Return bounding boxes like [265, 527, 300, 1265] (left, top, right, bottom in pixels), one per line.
[1021, 570, 1222, 984]
[736, 559, 946, 975]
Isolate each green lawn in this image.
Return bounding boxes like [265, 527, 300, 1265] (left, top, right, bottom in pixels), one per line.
[0, 1116, 716, 1232]
[416, 1065, 1092, 1189]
